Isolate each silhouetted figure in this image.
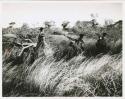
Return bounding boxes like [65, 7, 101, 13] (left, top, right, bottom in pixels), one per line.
[69, 42, 78, 53]
[65, 34, 85, 55]
[35, 27, 45, 59]
[96, 33, 108, 53]
[75, 34, 85, 51]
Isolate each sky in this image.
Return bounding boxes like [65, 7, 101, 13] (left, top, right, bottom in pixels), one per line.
[2, 2, 122, 28]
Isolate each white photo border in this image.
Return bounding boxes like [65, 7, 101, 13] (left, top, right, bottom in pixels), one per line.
[0, 1, 125, 99]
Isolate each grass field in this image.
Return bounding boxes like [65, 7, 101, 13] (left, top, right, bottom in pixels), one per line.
[2, 20, 122, 96]
[2, 51, 122, 96]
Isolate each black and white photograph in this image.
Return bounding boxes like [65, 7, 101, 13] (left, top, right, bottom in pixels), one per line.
[2, 1, 122, 97]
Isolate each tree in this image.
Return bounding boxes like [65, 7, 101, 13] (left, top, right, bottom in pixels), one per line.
[104, 19, 113, 27]
[90, 13, 99, 29]
[44, 21, 55, 28]
[20, 23, 30, 38]
[21, 23, 29, 31]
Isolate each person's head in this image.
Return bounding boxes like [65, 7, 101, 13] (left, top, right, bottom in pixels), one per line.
[39, 27, 44, 32]
[102, 33, 107, 37]
[79, 34, 84, 39]
[69, 42, 73, 46]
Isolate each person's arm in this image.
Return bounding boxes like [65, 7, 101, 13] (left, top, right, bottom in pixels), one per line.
[66, 36, 77, 41]
[81, 40, 85, 44]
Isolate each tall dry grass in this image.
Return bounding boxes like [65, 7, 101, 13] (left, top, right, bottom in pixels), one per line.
[3, 48, 122, 96]
[24, 52, 122, 96]
[2, 20, 122, 96]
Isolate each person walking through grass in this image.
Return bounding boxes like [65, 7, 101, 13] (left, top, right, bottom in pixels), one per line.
[96, 32, 109, 53]
[66, 33, 85, 54]
[35, 27, 46, 58]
